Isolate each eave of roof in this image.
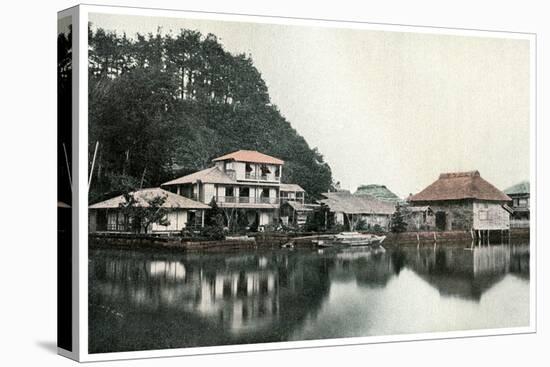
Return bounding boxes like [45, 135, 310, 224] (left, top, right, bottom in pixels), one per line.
[89, 188, 210, 210]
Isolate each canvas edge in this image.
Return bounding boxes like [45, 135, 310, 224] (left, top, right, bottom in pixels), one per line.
[56, 5, 80, 362]
[73, 3, 538, 362]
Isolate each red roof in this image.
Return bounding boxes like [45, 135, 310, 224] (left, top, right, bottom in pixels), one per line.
[409, 171, 511, 202]
[212, 150, 284, 165]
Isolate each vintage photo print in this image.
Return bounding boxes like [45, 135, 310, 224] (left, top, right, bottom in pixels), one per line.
[79, 5, 534, 360]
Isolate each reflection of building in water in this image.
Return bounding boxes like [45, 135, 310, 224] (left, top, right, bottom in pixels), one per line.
[407, 245, 529, 301]
[195, 270, 278, 334]
[328, 248, 396, 287]
[89, 249, 332, 352]
[509, 245, 530, 280]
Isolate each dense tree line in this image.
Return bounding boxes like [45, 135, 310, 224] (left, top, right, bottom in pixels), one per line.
[88, 25, 334, 203]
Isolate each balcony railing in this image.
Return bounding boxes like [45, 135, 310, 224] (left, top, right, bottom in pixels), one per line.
[244, 172, 280, 181]
[216, 196, 279, 205]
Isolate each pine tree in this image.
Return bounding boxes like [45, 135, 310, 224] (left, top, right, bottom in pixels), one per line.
[390, 205, 408, 233]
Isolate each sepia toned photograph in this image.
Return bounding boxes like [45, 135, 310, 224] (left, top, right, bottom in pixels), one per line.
[84, 10, 532, 355]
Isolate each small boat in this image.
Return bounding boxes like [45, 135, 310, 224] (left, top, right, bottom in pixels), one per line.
[333, 232, 386, 246]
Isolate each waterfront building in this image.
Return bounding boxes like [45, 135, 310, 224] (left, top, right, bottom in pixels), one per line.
[408, 171, 512, 232]
[319, 191, 396, 231]
[89, 187, 210, 233]
[279, 183, 306, 204]
[504, 181, 530, 228]
[162, 150, 304, 227]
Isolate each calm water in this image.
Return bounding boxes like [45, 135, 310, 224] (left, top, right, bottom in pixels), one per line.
[89, 243, 530, 353]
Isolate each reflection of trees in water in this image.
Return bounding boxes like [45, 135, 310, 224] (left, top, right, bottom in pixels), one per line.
[328, 248, 396, 287]
[404, 244, 530, 301]
[88, 244, 530, 353]
[89, 249, 332, 353]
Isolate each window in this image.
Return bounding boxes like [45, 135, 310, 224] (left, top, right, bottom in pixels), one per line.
[245, 163, 253, 179]
[260, 164, 271, 179]
[479, 210, 488, 220]
[275, 166, 280, 178]
[226, 187, 234, 197]
[518, 198, 528, 206]
[224, 162, 233, 171]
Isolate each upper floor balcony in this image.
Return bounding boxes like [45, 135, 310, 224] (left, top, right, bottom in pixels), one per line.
[244, 172, 281, 182]
[216, 196, 280, 206]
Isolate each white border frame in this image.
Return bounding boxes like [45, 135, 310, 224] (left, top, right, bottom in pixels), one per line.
[70, 4, 537, 362]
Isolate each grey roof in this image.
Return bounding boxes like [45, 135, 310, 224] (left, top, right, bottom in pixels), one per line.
[320, 191, 396, 215]
[504, 181, 530, 195]
[162, 167, 236, 186]
[283, 201, 317, 211]
[280, 183, 305, 192]
[89, 188, 210, 210]
[354, 184, 403, 203]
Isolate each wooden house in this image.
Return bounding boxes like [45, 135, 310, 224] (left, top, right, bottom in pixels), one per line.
[280, 201, 320, 228]
[280, 183, 305, 204]
[408, 171, 512, 232]
[89, 188, 210, 233]
[504, 181, 530, 227]
[278, 183, 315, 228]
[320, 191, 396, 231]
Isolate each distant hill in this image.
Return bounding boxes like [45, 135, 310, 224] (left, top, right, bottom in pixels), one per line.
[86, 26, 333, 203]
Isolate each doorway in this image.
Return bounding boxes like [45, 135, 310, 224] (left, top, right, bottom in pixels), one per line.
[435, 211, 446, 231]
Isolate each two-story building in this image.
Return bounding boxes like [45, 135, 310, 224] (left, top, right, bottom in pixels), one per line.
[504, 181, 530, 227]
[162, 150, 296, 227]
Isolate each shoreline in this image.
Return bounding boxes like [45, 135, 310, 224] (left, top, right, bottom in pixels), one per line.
[89, 228, 530, 252]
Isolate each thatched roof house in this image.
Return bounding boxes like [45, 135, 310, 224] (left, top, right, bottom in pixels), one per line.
[354, 184, 403, 204]
[409, 171, 511, 203]
[408, 171, 511, 232]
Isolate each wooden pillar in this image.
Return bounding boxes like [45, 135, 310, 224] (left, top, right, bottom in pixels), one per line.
[201, 210, 205, 228]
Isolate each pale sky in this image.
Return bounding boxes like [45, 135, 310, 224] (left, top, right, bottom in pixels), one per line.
[89, 13, 531, 198]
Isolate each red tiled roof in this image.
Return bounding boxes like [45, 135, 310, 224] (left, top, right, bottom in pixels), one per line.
[212, 150, 284, 165]
[409, 171, 511, 202]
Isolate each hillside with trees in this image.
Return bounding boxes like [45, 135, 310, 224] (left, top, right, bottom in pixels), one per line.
[86, 25, 334, 203]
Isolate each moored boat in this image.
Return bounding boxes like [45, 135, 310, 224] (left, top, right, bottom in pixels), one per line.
[333, 232, 386, 246]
